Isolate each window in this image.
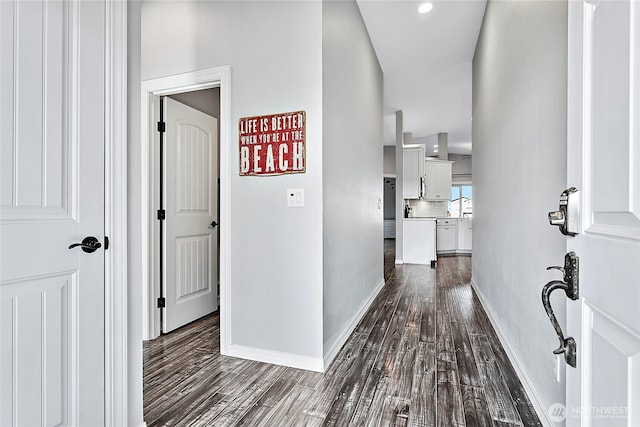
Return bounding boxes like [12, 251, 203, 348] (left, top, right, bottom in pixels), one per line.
[448, 185, 472, 217]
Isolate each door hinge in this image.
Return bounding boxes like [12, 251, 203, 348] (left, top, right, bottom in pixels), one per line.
[157, 297, 166, 308]
[157, 209, 166, 220]
[157, 121, 166, 133]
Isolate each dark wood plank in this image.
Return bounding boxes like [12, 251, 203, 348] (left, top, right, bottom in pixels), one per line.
[436, 380, 466, 427]
[435, 308, 457, 384]
[461, 385, 494, 427]
[171, 393, 231, 427]
[258, 385, 316, 426]
[408, 342, 436, 427]
[347, 368, 386, 426]
[451, 320, 482, 387]
[374, 287, 414, 373]
[298, 357, 354, 418]
[378, 396, 410, 426]
[469, 287, 542, 426]
[185, 364, 289, 426]
[362, 276, 406, 352]
[351, 373, 391, 427]
[484, 329, 543, 426]
[470, 333, 524, 425]
[447, 292, 476, 324]
[322, 349, 377, 425]
[385, 326, 419, 402]
[435, 292, 465, 427]
[231, 370, 305, 426]
[147, 370, 237, 426]
[334, 332, 368, 361]
[419, 297, 435, 343]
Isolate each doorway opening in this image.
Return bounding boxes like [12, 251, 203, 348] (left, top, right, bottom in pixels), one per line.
[383, 177, 396, 239]
[140, 66, 231, 348]
[156, 90, 220, 334]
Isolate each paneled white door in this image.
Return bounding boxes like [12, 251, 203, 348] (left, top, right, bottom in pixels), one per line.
[164, 98, 218, 333]
[0, 1, 106, 426]
[565, 1, 640, 425]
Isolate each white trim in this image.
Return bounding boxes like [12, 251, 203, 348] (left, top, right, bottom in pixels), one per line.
[395, 259, 404, 264]
[470, 279, 553, 427]
[139, 67, 231, 355]
[104, 1, 128, 425]
[227, 344, 324, 373]
[323, 278, 385, 370]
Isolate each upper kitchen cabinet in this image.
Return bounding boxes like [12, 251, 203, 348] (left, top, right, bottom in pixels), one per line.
[424, 159, 453, 200]
[403, 145, 425, 199]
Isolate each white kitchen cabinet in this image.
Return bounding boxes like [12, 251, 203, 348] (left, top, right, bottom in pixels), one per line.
[403, 218, 436, 265]
[436, 218, 472, 254]
[436, 218, 457, 252]
[458, 217, 472, 252]
[424, 159, 453, 200]
[403, 145, 425, 199]
[464, 228, 472, 250]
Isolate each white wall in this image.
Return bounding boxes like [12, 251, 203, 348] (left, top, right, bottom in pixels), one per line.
[126, 2, 145, 426]
[142, 0, 324, 363]
[383, 146, 396, 175]
[449, 153, 472, 183]
[472, 0, 567, 420]
[322, 0, 384, 360]
[395, 111, 404, 261]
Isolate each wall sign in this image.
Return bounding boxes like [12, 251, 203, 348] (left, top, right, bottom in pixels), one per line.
[239, 111, 306, 176]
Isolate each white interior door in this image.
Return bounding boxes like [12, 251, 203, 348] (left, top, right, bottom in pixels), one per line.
[1, 1, 106, 425]
[164, 97, 219, 333]
[565, 1, 640, 425]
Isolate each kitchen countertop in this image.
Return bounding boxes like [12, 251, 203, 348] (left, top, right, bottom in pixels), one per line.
[404, 217, 436, 220]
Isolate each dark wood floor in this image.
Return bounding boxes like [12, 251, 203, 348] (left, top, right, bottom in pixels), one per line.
[143, 240, 541, 426]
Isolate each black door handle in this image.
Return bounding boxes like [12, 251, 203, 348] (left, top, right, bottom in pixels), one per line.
[541, 252, 579, 368]
[209, 220, 218, 229]
[69, 236, 102, 253]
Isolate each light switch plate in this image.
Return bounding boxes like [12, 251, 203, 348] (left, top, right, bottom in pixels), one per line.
[287, 188, 304, 207]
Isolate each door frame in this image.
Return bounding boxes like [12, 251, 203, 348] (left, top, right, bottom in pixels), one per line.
[140, 67, 231, 348]
[104, 1, 128, 425]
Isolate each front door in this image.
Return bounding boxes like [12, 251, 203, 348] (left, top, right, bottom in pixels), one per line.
[163, 97, 219, 333]
[1, 1, 106, 425]
[565, 1, 640, 425]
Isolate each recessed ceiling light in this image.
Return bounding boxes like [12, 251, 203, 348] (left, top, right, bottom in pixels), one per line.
[434, 145, 438, 148]
[418, 2, 433, 14]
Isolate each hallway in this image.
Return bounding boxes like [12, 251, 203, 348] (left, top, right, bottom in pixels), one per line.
[143, 241, 540, 426]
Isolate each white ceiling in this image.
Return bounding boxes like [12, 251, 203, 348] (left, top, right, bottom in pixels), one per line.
[356, 0, 486, 155]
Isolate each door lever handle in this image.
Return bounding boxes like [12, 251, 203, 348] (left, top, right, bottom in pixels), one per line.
[69, 236, 102, 254]
[542, 280, 577, 367]
[541, 252, 579, 368]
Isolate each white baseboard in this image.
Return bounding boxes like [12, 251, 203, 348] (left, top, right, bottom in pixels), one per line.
[226, 344, 324, 373]
[323, 278, 386, 369]
[470, 278, 553, 427]
[395, 259, 404, 264]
